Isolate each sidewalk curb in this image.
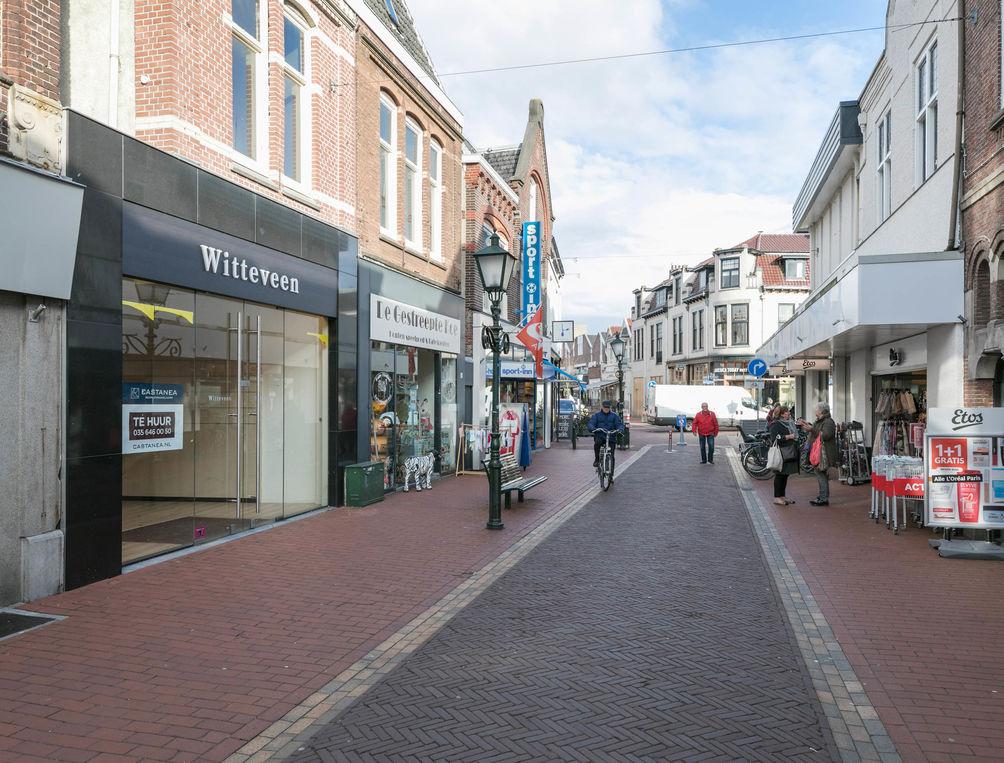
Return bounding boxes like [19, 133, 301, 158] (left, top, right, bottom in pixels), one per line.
[726, 452, 901, 763]
[226, 445, 654, 763]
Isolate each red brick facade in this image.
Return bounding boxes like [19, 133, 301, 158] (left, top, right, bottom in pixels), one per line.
[0, 0, 61, 155]
[962, 0, 1004, 405]
[353, 22, 463, 292]
[132, 0, 357, 232]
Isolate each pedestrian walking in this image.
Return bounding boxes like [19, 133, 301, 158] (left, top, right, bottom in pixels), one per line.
[693, 402, 719, 464]
[768, 406, 799, 505]
[799, 402, 838, 506]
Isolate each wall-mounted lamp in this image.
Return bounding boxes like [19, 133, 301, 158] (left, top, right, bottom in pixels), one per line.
[958, 314, 968, 326]
[28, 303, 47, 323]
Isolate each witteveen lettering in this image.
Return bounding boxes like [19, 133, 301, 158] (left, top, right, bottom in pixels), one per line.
[201, 245, 300, 294]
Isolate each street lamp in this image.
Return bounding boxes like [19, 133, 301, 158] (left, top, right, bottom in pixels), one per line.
[610, 334, 625, 414]
[474, 233, 517, 531]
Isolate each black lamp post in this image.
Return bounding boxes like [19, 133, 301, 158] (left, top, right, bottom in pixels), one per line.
[610, 334, 625, 414]
[474, 233, 517, 531]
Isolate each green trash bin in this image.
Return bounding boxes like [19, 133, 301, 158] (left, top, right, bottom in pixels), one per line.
[345, 461, 385, 506]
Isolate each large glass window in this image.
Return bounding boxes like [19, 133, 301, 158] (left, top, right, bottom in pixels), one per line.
[121, 279, 328, 564]
[282, 8, 308, 183]
[714, 305, 728, 346]
[379, 95, 396, 232]
[720, 257, 740, 289]
[231, 0, 262, 161]
[731, 303, 749, 345]
[916, 41, 938, 184]
[429, 140, 443, 260]
[404, 119, 422, 247]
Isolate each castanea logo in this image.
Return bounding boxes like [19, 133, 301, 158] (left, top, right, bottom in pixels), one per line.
[951, 408, 984, 431]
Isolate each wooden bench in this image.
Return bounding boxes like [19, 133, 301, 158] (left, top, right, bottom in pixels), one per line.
[483, 452, 548, 509]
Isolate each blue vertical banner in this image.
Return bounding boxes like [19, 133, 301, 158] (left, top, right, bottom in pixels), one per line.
[521, 221, 541, 320]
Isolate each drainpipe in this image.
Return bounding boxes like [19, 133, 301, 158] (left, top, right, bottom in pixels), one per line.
[947, 8, 966, 251]
[108, 0, 120, 128]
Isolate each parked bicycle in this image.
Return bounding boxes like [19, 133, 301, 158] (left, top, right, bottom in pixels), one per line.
[593, 428, 620, 491]
[739, 427, 810, 480]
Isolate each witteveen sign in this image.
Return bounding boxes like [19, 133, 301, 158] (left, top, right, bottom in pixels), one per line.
[370, 295, 462, 354]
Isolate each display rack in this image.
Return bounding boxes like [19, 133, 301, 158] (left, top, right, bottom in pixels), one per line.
[838, 421, 870, 486]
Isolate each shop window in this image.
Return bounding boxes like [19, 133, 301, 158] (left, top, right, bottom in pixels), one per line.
[429, 139, 443, 261]
[231, 0, 265, 162]
[916, 41, 938, 185]
[282, 7, 309, 184]
[731, 303, 748, 345]
[404, 119, 422, 248]
[877, 109, 892, 221]
[720, 257, 739, 289]
[714, 305, 727, 347]
[379, 95, 397, 233]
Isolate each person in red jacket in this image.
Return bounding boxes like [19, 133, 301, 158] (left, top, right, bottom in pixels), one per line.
[693, 402, 719, 464]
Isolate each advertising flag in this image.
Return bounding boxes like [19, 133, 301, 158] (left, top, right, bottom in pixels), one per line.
[516, 307, 544, 379]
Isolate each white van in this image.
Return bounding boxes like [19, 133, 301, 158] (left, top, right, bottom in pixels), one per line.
[645, 384, 765, 429]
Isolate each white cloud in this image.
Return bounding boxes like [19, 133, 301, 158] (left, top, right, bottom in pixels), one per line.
[408, 0, 881, 330]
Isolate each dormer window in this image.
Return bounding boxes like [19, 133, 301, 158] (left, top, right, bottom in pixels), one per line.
[784, 259, 807, 280]
[384, 0, 399, 26]
[720, 257, 740, 289]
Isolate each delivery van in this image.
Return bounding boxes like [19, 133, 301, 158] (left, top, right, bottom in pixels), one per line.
[645, 384, 764, 429]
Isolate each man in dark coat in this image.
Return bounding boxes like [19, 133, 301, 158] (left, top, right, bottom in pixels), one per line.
[588, 400, 624, 468]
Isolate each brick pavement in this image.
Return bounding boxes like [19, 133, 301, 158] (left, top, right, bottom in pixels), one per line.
[0, 438, 618, 763]
[287, 443, 837, 762]
[745, 456, 1004, 762]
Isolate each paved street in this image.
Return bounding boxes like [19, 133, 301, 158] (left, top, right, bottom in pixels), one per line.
[288, 443, 835, 762]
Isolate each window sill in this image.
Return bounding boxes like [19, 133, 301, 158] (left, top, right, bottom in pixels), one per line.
[404, 242, 424, 257]
[231, 160, 279, 191]
[282, 183, 321, 211]
[990, 108, 1004, 131]
[379, 232, 403, 248]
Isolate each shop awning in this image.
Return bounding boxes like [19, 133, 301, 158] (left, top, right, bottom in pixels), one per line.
[543, 360, 586, 389]
[757, 251, 964, 364]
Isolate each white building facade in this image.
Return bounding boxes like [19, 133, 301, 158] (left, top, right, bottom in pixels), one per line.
[757, 0, 964, 446]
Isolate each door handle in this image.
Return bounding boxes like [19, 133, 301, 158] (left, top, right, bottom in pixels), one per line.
[236, 310, 242, 519]
[255, 313, 261, 516]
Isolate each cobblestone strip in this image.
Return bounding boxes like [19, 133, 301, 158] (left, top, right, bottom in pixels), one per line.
[224, 446, 653, 763]
[726, 451, 901, 763]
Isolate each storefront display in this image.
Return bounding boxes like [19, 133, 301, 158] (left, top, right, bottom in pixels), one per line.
[925, 407, 1004, 529]
[872, 370, 927, 456]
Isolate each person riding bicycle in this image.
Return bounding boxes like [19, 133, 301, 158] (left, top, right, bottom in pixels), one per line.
[588, 400, 624, 468]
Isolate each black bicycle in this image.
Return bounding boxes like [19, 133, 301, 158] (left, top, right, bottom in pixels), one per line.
[593, 428, 621, 491]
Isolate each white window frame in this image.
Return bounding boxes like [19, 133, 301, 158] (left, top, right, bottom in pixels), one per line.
[730, 303, 749, 346]
[783, 259, 807, 280]
[915, 40, 938, 185]
[720, 257, 740, 289]
[281, 5, 311, 189]
[230, 0, 269, 168]
[429, 139, 443, 261]
[379, 94, 397, 235]
[528, 177, 539, 222]
[877, 109, 892, 222]
[404, 118, 422, 251]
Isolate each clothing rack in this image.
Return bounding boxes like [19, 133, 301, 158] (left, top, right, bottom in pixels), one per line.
[837, 421, 870, 486]
[872, 419, 920, 457]
[873, 387, 925, 419]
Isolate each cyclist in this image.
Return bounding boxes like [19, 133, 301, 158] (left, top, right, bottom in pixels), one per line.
[588, 400, 624, 469]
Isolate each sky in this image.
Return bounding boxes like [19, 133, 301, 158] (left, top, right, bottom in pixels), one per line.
[408, 0, 889, 332]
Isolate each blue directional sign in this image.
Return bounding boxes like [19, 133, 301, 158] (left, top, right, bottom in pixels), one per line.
[646, 380, 657, 388]
[676, 414, 688, 431]
[747, 358, 768, 378]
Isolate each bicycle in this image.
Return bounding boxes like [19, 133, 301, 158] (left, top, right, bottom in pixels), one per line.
[592, 428, 621, 491]
[740, 428, 810, 480]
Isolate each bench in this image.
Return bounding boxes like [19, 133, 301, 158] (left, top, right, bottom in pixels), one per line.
[483, 452, 548, 509]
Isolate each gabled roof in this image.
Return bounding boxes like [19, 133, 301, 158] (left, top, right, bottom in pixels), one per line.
[363, 0, 440, 84]
[732, 232, 809, 254]
[757, 254, 812, 289]
[482, 146, 521, 180]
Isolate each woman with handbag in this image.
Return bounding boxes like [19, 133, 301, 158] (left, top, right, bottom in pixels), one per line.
[799, 402, 838, 506]
[767, 406, 799, 505]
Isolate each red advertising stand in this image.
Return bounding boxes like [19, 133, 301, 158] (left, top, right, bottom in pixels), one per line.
[925, 408, 1004, 536]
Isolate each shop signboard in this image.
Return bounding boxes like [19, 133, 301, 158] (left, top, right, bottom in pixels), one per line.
[925, 407, 1004, 529]
[785, 357, 831, 373]
[486, 360, 537, 379]
[370, 295, 462, 354]
[121, 383, 185, 453]
[521, 221, 541, 320]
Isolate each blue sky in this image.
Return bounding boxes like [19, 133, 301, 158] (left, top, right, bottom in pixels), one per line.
[409, 0, 888, 331]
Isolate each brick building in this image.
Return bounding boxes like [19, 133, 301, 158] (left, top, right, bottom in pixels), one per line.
[465, 99, 564, 448]
[962, 0, 1004, 405]
[0, 0, 81, 605]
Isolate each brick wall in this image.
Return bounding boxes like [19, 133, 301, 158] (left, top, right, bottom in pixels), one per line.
[0, 0, 61, 155]
[462, 160, 517, 354]
[132, 0, 357, 232]
[961, 0, 1004, 404]
[354, 25, 463, 293]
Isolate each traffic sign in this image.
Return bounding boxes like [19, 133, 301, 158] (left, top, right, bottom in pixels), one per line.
[646, 380, 657, 388]
[676, 414, 687, 431]
[747, 358, 768, 378]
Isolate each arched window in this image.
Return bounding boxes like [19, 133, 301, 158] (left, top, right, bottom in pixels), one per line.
[974, 259, 991, 326]
[528, 177, 539, 222]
